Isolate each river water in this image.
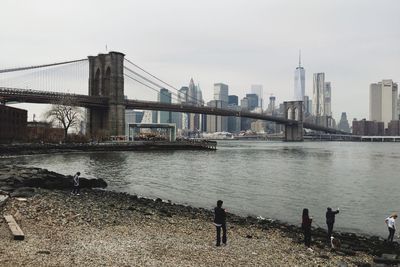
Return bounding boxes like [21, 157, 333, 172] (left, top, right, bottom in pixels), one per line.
[2, 141, 399, 238]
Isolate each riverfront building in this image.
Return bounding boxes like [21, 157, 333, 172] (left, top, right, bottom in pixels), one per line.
[0, 105, 27, 143]
[352, 119, 384, 136]
[387, 120, 400, 136]
[369, 79, 398, 127]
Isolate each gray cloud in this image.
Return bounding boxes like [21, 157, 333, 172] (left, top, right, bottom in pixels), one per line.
[1, 0, 399, 120]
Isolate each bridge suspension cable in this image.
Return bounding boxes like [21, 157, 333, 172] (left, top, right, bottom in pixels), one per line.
[124, 58, 203, 105]
[0, 59, 89, 95]
[0, 59, 88, 74]
[124, 71, 181, 103]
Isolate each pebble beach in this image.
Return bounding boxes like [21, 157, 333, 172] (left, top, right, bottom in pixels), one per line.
[0, 188, 375, 267]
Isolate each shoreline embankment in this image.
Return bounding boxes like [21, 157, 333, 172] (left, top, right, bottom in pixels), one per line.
[0, 141, 217, 156]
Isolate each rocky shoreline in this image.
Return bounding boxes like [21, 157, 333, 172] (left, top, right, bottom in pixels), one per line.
[0, 165, 399, 266]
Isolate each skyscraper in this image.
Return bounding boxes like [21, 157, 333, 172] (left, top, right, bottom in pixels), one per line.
[228, 95, 238, 106]
[294, 51, 305, 101]
[158, 88, 172, 123]
[312, 73, 325, 117]
[338, 112, 350, 133]
[212, 83, 229, 132]
[324, 82, 332, 116]
[251, 84, 263, 109]
[246, 93, 259, 111]
[214, 83, 229, 104]
[369, 79, 398, 127]
[267, 95, 276, 115]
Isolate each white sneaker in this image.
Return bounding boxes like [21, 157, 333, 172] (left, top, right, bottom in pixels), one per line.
[307, 247, 314, 252]
[76, 193, 80, 196]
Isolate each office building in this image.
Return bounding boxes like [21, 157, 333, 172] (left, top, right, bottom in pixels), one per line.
[352, 119, 384, 136]
[303, 95, 311, 116]
[214, 83, 229, 104]
[388, 120, 400, 136]
[251, 84, 263, 109]
[337, 112, 350, 133]
[312, 73, 325, 117]
[324, 82, 332, 116]
[267, 95, 276, 115]
[228, 95, 238, 106]
[158, 88, 172, 123]
[246, 93, 259, 111]
[369, 79, 398, 127]
[207, 83, 228, 132]
[294, 52, 305, 101]
[206, 100, 227, 133]
[0, 105, 27, 143]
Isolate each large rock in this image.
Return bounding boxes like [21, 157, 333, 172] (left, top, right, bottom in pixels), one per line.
[0, 166, 108, 192]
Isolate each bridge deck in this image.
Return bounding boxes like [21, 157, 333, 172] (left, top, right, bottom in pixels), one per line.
[0, 87, 349, 134]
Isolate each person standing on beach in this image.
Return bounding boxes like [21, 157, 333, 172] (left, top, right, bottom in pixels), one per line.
[326, 207, 340, 242]
[71, 172, 81, 196]
[302, 208, 312, 249]
[385, 213, 397, 242]
[214, 200, 227, 246]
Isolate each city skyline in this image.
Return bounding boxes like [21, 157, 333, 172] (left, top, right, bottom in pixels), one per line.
[1, 0, 399, 122]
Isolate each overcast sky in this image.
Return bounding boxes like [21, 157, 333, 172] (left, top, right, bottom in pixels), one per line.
[1, 0, 399, 121]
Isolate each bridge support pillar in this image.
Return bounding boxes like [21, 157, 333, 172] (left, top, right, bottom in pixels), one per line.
[284, 101, 303, 141]
[87, 52, 125, 139]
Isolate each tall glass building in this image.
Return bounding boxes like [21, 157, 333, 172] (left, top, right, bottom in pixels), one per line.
[312, 73, 325, 116]
[158, 88, 172, 123]
[294, 52, 305, 101]
[251, 84, 263, 109]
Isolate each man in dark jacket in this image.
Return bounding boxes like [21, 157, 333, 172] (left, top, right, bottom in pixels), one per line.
[214, 200, 227, 246]
[326, 207, 339, 241]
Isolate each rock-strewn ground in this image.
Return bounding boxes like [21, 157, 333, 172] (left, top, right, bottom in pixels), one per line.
[0, 189, 374, 267]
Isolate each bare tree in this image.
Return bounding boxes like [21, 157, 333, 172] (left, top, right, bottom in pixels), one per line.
[45, 97, 83, 141]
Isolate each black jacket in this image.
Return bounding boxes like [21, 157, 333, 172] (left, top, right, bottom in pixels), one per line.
[326, 209, 339, 224]
[214, 207, 226, 225]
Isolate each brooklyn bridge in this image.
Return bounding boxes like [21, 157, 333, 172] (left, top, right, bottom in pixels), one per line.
[0, 52, 348, 141]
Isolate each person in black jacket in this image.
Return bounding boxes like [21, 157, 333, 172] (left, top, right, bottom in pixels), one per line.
[326, 207, 339, 242]
[302, 208, 313, 248]
[214, 200, 227, 246]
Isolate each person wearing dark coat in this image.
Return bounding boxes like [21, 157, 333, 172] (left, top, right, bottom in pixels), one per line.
[302, 208, 312, 248]
[214, 200, 227, 246]
[326, 207, 339, 241]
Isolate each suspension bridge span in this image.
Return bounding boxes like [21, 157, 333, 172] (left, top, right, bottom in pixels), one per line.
[0, 51, 349, 141]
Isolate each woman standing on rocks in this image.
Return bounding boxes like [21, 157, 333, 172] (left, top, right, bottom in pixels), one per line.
[302, 208, 313, 249]
[214, 200, 227, 246]
[71, 172, 81, 196]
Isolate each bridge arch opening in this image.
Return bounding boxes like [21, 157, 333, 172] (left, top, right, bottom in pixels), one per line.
[294, 107, 300, 120]
[287, 107, 293, 120]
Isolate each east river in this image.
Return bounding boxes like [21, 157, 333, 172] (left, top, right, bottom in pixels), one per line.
[2, 141, 399, 238]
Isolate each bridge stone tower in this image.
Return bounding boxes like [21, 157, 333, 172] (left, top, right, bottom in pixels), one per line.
[284, 101, 304, 141]
[87, 52, 125, 138]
